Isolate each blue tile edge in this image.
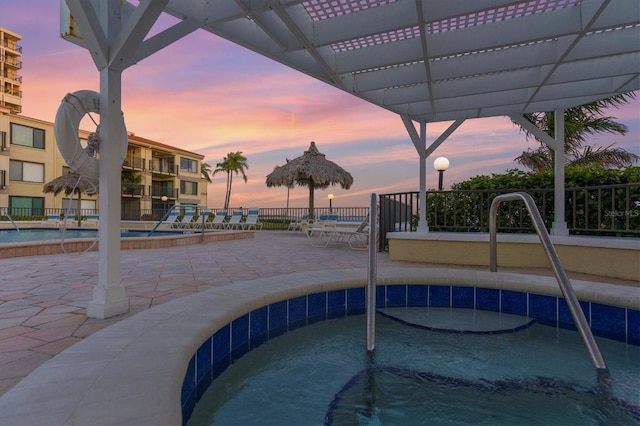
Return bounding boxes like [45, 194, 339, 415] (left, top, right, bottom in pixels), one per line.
[181, 284, 639, 424]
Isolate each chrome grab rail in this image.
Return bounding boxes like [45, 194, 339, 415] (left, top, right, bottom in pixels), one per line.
[366, 193, 378, 352]
[2, 208, 19, 231]
[489, 192, 608, 373]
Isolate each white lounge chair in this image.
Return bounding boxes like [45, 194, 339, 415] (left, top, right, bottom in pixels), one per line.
[174, 211, 196, 229]
[42, 214, 62, 228]
[242, 209, 263, 230]
[224, 211, 244, 230]
[164, 211, 180, 228]
[84, 214, 99, 228]
[207, 211, 228, 229]
[304, 219, 338, 247]
[305, 217, 369, 249]
[288, 215, 308, 231]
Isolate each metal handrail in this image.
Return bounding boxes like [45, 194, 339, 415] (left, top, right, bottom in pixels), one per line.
[366, 193, 378, 352]
[2, 208, 19, 231]
[489, 192, 608, 374]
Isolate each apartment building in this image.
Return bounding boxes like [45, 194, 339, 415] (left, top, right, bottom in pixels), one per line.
[0, 27, 22, 114]
[0, 26, 207, 219]
[0, 105, 208, 219]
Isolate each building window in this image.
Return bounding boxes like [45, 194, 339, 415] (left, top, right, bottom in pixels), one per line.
[9, 160, 44, 182]
[10, 123, 45, 149]
[180, 157, 198, 173]
[180, 181, 198, 195]
[9, 196, 44, 217]
[0, 130, 6, 150]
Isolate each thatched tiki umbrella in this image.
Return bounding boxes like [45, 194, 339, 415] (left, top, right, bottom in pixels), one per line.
[43, 172, 99, 227]
[266, 142, 353, 220]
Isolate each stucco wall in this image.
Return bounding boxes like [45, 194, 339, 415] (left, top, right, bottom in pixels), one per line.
[388, 233, 639, 282]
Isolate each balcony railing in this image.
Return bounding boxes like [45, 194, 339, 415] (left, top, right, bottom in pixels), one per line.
[122, 184, 144, 197]
[149, 160, 177, 175]
[0, 56, 22, 69]
[123, 155, 145, 170]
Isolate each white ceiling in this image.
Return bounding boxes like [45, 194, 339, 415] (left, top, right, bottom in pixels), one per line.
[161, 0, 639, 123]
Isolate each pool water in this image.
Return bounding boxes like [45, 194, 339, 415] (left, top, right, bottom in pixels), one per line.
[187, 309, 639, 425]
[0, 228, 187, 243]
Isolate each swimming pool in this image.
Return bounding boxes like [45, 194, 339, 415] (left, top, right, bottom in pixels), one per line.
[0, 228, 189, 243]
[0, 227, 252, 258]
[187, 311, 639, 425]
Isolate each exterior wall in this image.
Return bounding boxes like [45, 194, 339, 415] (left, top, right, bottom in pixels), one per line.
[0, 110, 207, 217]
[388, 233, 640, 282]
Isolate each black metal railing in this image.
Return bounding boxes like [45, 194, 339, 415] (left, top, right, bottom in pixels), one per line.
[378, 183, 640, 251]
[2, 184, 637, 238]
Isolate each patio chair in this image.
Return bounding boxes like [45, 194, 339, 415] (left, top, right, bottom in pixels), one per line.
[42, 214, 62, 228]
[173, 211, 196, 229]
[306, 217, 368, 249]
[192, 210, 213, 229]
[224, 211, 244, 230]
[83, 214, 99, 228]
[288, 215, 308, 231]
[304, 219, 338, 247]
[208, 211, 228, 229]
[242, 210, 263, 231]
[164, 211, 180, 228]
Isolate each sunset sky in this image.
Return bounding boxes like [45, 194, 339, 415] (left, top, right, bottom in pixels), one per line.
[4, 1, 639, 209]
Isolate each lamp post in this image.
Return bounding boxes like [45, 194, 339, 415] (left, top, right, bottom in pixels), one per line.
[328, 193, 334, 213]
[434, 157, 450, 191]
[161, 195, 168, 215]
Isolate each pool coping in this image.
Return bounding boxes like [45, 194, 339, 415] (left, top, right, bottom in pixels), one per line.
[0, 267, 637, 425]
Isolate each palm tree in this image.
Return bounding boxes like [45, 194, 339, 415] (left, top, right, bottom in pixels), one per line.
[512, 92, 639, 170]
[201, 162, 213, 183]
[213, 152, 249, 209]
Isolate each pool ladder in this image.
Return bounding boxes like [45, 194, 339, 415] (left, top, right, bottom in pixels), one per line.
[489, 192, 608, 376]
[1, 208, 19, 232]
[364, 192, 608, 379]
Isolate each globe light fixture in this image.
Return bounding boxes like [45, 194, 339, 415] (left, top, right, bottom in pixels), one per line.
[433, 157, 450, 191]
[328, 193, 334, 212]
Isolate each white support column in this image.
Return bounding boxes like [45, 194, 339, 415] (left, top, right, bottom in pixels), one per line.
[551, 110, 569, 236]
[86, 2, 128, 319]
[87, 67, 128, 319]
[417, 122, 428, 232]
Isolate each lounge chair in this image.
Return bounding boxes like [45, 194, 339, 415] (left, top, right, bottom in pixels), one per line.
[304, 219, 338, 247]
[84, 214, 99, 228]
[288, 215, 308, 231]
[42, 214, 62, 228]
[224, 211, 244, 230]
[305, 217, 369, 249]
[242, 210, 263, 230]
[208, 211, 228, 229]
[164, 211, 180, 228]
[192, 210, 213, 229]
[173, 211, 196, 229]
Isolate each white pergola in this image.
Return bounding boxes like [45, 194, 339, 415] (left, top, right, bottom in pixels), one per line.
[59, 0, 639, 318]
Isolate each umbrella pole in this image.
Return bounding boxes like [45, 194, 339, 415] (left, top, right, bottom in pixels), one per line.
[309, 182, 314, 220]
